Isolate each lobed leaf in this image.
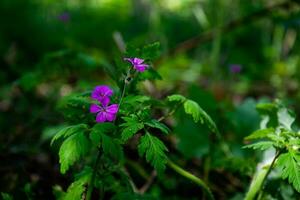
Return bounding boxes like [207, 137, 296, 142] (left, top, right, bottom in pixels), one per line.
[145, 119, 170, 134]
[243, 141, 273, 151]
[138, 133, 168, 174]
[51, 124, 88, 146]
[245, 128, 274, 140]
[183, 100, 218, 133]
[59, 132, 90, 174]
[120, 116, 144, 142]
[277, 150, 300, 192]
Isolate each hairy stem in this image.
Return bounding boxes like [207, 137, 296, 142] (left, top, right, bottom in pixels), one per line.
[167, 160, 215, 200]
[245, 150, 281, 200]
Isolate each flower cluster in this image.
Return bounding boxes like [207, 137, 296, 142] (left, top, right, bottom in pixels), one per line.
[90, 85, 119, 123]
[90, 57, 147, 123]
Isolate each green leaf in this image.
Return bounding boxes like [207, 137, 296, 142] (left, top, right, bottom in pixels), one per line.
[59, 132, 90, 174]
[138, 133, 168, 174]
[51, 124, 88, 146]
[277, 150, 300, 192]
[90, 123, 116, 146]
[120, 116, 144, 142]
[183, 100, 218, 133]
[278, 108, 295, 130]
[245, 128, 274, 140]
[145, 119, 170, 134]
[167, 94, 186, 102]
[101, 134, 123, 161]
[243, 141, 273, 151]
[64, 167, 92, 200]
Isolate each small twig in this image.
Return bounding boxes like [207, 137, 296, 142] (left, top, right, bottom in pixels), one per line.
[139, 170, 157, 194]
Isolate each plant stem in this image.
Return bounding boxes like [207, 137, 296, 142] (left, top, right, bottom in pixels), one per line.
[167, 160, 215, 200]
[244, 150, 281, 200]
[158, 102, 183, 122]
[86, 148, 102, 200]
[86, 71, 130, 200]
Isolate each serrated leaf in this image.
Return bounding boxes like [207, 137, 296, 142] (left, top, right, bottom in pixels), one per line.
[138, 133, 168, 174]
[277, 150, 300, 192]
[64, 167, 92, 200]
[183, 100, 218, 133]
[145, 119, 170, 134]
[90, 123, 116, 146]
[120, 116, 144, 142]
[245, 128, 274, 140]
[167, 94, 186, 102]
[278, 108, 295, 130]
[59, 132, 90, 174]
[51, 124, 88, 146]
[243, 141, 273, 151]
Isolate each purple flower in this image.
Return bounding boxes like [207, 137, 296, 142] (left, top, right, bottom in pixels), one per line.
[90, 103, 119, 123]
[124, 57, 149, 72]
[91, 85, 113, 106]
[229, 64, 242, 74]
[57, 12, 70, 23]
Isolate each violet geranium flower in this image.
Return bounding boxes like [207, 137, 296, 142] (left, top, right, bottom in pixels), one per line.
[90, 103, 119, 123]
[91, 85, 113, 106]
[124, 57, 149, 72]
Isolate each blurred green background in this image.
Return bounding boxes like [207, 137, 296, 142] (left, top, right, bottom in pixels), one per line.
[1, 0, 300, 199]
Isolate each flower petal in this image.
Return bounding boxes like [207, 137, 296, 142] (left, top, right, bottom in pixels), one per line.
[133, 58, 144, 65]
[90, 104, 101, 113]
[100, 97, 110, 107]
[105, 112, 116, 121]
[106, 104, 119, 114]
[124, 58, 134, 65]
[96, 112, 106, 123]
[134, 64, 149, 72]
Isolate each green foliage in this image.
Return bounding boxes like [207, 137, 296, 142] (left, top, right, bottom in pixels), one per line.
[183, 99, 218, 133]
[59, 132, 90, 174]
[120, 116, 144, 142]
[57, 167, 93, 200]
[90, 123, 123, 160]
[90, 123, 116, 146]
[243, 141, 273, 151]
[51, 124, 88, 146]
[245, 128, 274, 140]
[57, 94, 93, 123]
[101, 133, 124, 161]
[145, 119, 170, 134]
[138, 132, 168, 174]
[277, 150, 300, 192]
[167, 94, 186, 102]
[167, 94, 218, 133]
